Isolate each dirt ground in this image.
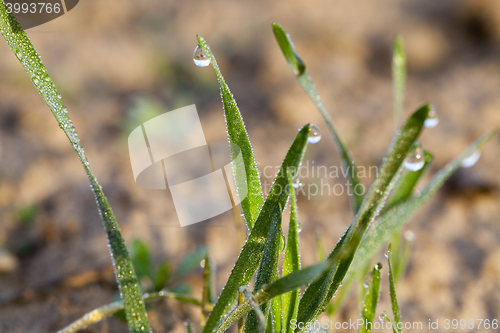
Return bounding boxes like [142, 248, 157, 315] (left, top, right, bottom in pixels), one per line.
[1, 0, 500, 332]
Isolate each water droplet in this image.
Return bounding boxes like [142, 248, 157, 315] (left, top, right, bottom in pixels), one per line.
[292, 175, 302, 189]
[193, 45, 210, 67]
[424, 105, 439, 128]
[379, 311, 387, 322]
[57, 93, 62, 99]
[403, 144, 425, 171]
[363, 272, 372, 288]
[297, 220, 303, 233]
[307, 124, 321, 143]
[375, 262, 383, 270]
[279, 232, 286, 253]
[384, 248, 391, 258]
[461, 150, 481, 168]
[404, 230, 416, 242]
[200, 259, 205, 268]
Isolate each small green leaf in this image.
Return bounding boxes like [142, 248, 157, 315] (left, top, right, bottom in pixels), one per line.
[281, 173, 301, 333]
[296, 105, 430, 327]
[154, 262, 170, 292]
[130, 239, 153, 282]
[359, 264, 382, 333]
[392, 36, 406, 129]
[197, 35, 264, 230]
[202, 125, 311, 333]
[387, 245, 402, 333]
[0, 5, 150, 332]
[272, 22, 364, 213]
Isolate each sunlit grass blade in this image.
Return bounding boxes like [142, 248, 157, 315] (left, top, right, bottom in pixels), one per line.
[57, 290, 204, 333]
[359, 264, 382, 333]
[392, 36, 406, 129]
[272, 22, 364, 213]
[385, 150, 432, 210]
[296, 105, 430, 327]
[0, 5, 150, 332]
[201, 252, 216, 328]
[281, 173, 301, 333]
[197, 35, 264, 230]
[387, 245, 402, 333]
[245, 206, 282, 333]
[202, 125, 311, 333]
[345, 130, 496, 287]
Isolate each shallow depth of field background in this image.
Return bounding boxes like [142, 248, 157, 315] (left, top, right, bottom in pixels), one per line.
[1, 0, 500, 332]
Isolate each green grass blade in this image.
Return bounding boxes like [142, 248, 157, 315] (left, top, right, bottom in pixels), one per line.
[202, 125, 311, 333]
[385, 150, 432, 210]
[281, 173, 301, 333]
[315, 230, 326, 262]
[272, 22, 364, 213]
[296, 105, 430, 327]
[185, 322, 193, 333]
[245, 206, 282, 333]
[201, 252, 216, 328]
[131, 239, 154, 282]
[57, 290, 203, 333]
[197, 35, 264, 230]
[359, 264, 382, 333]
[154, 262, 170, 292]
[392, 36, 406, 129]
[0, 5, 150, 332]
[345, 130, 496, 286]
[387, 245, 402, 333]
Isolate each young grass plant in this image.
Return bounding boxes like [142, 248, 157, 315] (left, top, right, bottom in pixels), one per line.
[1, 8, 496, 333]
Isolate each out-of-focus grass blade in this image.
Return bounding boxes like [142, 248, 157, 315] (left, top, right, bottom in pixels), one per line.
[57, 290, 204, 333]
[392, 233, 413, 284]
[385, 150, 432, 210]
[154, 262, 170, 292]
[201, 252, 215, 328]
[131, 239, 153, 282]
[387, 245, 402, 333]
[296, 105, 430, 327]
[315, 229, 326, 262]
[0, 5, 150, 332]
[185, 322, 193, 333]
[272, 22, 364, 213]
[346, 130, 496, 286]
[282, 173, 301, 333]
[202, 125, 311, 333]
[392, 36, 406, 129]
[197, 36, 264, 230]
[359, 264, 382, 333]
[245, 206, 282, 333]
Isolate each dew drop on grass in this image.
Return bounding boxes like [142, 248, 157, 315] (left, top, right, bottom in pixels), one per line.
[307, 124, 321, 143]
[363, 272, 372, 288]
[424, 105, 439, 128]
[200, 259, 205, 268]
[461, 150, 481, 168]
[193, 45, 210, 67]
[379, 311, 387, 322]
[279, 232, 286, 253]
[292, 175, 302, 189]
[375, 262, 383, 270]
[403, 144, 425, 171]
[297, 220, 303, 233]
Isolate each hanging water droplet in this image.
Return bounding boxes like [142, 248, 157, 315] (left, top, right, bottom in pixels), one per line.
[424, 105, 440, 128]
[379, 311, 387, 322]
[297, 220, 303, 233]
[307, 124, 321, 143]
[461, 150, 481, 168]
[375, 262, 383, 270]
[363, 272, 372, 288]
[292, 175, 302, 189]
[403, 144, 425, 171]
[279, 232, 286, 253]
[384, 248, 391, 258]
[193, 45, 210, 67]
[404, 230, 416, 242]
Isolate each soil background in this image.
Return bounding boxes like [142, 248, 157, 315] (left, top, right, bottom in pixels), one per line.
[1, 0, 500, 332]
